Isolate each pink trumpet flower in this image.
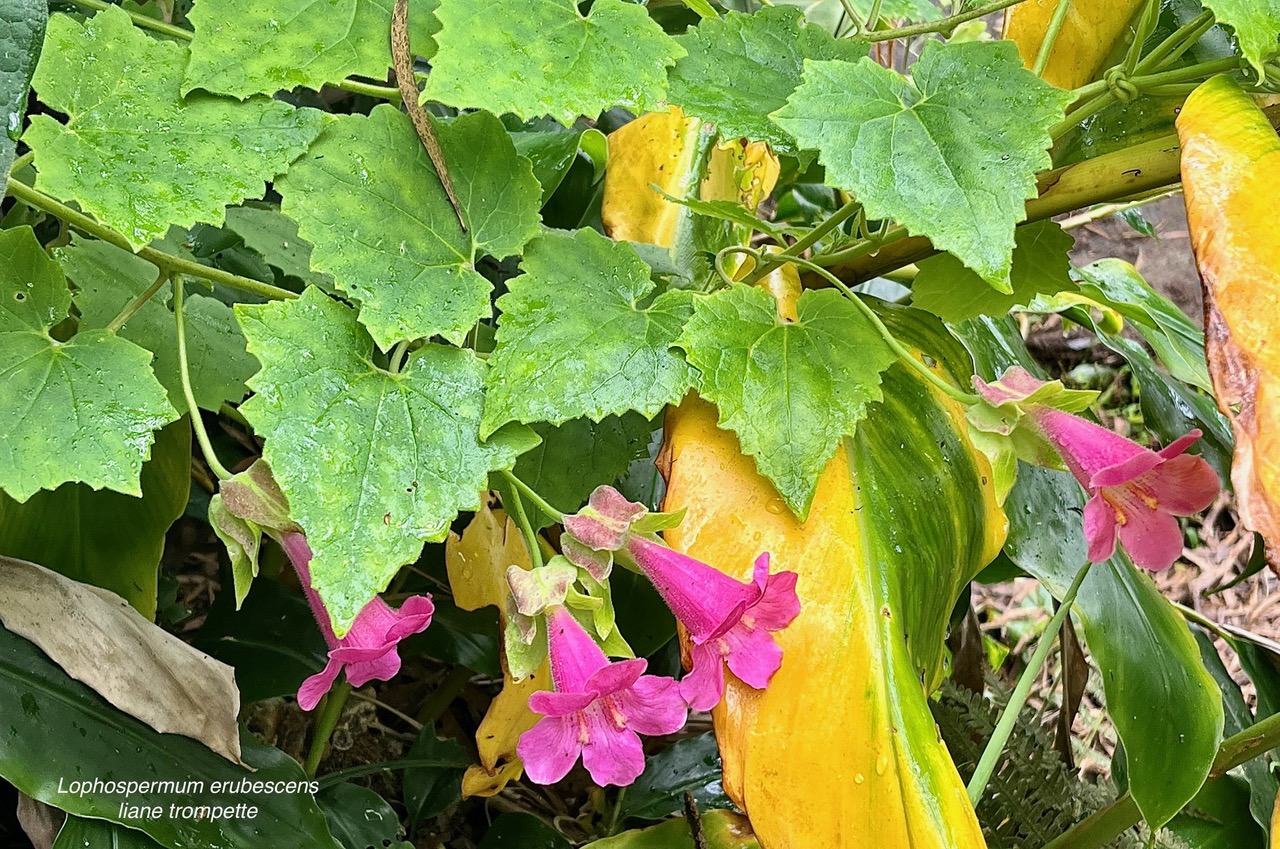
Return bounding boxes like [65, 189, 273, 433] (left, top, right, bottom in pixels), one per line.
[518, 607, 687, 787]
[628, 540, 800, 710]
[564, 486, 801, 711]
[279, 532, 435, 711]
[977, 367, 1220, 571]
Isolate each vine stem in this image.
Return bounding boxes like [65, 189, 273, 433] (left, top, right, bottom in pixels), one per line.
[303, 678, 352, 779]
[107, 267, 170, 333]
[500, 470, 567, 523]
[741, 198, 862, 285]
[174, 278, 235, 482]
[1032, 0, 1073, 77]
[6, 178, 297, 302]
[1134, 9, 1216, 75]
[8, 151, 33, 175]
[60, 0, 403, 100]
[967, 561, 1091, 805]
[504, 482, 544, 570]
[730, 247, 979, 405]
[864, 0, 1029, 42]
[1043, 709, 1280, 849]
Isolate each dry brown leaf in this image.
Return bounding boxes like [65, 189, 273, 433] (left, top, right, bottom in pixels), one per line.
[0, 556, 244, 765]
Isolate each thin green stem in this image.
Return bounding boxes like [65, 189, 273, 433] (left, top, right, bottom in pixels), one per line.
[967, 561, 1091, 805]
[864, 0, 1028, 42]
[388, 340, 411, 373]
[1121, 0, 1161, 77]
[863, 0, 884, 31]
[316, 755, 474, 789]
[63, 0, 193, 40]
[331, 77, 402, 101]
[742, 199, 862, 285]
[606, 786, 628, 836]
[304, 678, 352, 779]
[1044, 710, 1280, 849]
[6, 178, 297, 302]
[505, 483, 544, 570]
[1050, 91, 1120, 139]
[8, 151, 33, 175]
[1135, 9, 1216, 74]
[107, 267, 170, 333]
[1032, 0, 1073, 76]
[501, 470, 568, 523]
[810, 223, 909, 267]
[737, 248, 979, 405]
[174, 278, 235, 482]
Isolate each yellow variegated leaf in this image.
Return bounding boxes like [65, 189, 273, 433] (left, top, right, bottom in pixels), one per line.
[601, 106, 778, 280]
[445, 499, 530, 611]
[447, 499, 545, 797]
[585, 810, 759, 848]
[1004, 0, 1145, 89]
[661, 265, 1006, 848]
[461, 661, 551, 798]
[1180, 75, 1280, 570]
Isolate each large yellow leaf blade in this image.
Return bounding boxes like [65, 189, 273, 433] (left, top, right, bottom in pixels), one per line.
[1004, 0, 1144, 89]
[1179, 75, 1280, 569]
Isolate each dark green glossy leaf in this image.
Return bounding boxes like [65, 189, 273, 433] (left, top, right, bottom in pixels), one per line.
[1004, 466, 1224, 829]
[495, 413, 654, 529]
[511, 126, 608, 203]
[1195, 630, 1277, 836]
[53, 816, 161, 848]
[0, 0, 45, 181]
[190, 573, 328, 704]
[1238, 641, 1280, 720]
[0, 624, 341, 848]
[224, 205, 331, 289]
[317, 782, 407, 849]
[0, 419, 189, 620]
[408, 596, 500, 676]
[912, 221, 1076, 322]
[403, 732, 468, 823]
[477, 813, 571, 849]
[620, 733, 732, 821]
[1165, 775, 1267, 849]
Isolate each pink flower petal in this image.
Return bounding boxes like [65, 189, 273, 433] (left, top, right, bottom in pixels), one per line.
[1157, 430, 1203, 460]
[297, 659, 343, 712]
[751, 570, 801, 631]
[679, 642, 727, 711]
[1035, 408, 1153, 485]
[1116, 499, 1185, 571]
[618, 676, 687, 736]
[342, 648, 404, 689]
[1084, 493, 1119, 564]
[724, 625, 784, 690]
[529, 690, 598, 717]
[546, 607, 611, 693]
[1131, 453, 1220, 516]
[628, 537, 756, 638]
[1090, 450, 1165, 489]
[581, 710, 646, 787]
[518, 715, 583, 785]
[585, 658, 647, 697]
[973, 366, 1047, 405]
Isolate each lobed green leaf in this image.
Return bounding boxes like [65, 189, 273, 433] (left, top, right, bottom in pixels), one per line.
[236, 287, 537, 633]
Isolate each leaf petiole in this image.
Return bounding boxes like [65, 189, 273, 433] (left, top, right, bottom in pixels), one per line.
[106, 267, 170, 334]
[173, 277, 235, 482]
[500, 470, 568, 523]
[6, 178, 297, 302]
[503, 480, 545, 570]
[862, 0, 1029, 42]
